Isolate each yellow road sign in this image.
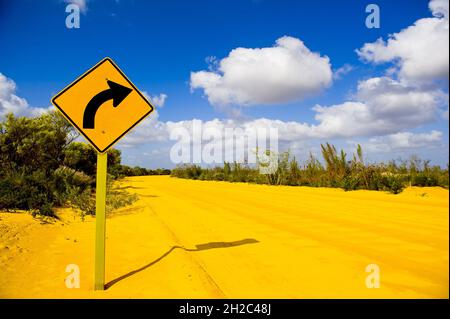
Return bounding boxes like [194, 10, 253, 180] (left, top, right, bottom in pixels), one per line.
[51, 58, 155, 290]
[52, 57, 154, 153]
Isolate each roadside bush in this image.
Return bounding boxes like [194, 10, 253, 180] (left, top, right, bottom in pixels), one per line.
[0, 112, 149, 217]
[67, 186, 96, 218]
[380, 174, 405, 194]
[0, 170, 56, 215]
[106, 174, 139, 214]
[0, 112, 77, 215]
[52, 166, 94, 214]
[116, 164, 170, 177]
[171, 144, 448, 194]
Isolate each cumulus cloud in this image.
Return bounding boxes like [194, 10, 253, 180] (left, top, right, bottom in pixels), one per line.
[190, 36, 333, 106]
[119, 109, 169, 147]
[360, 130, 443, 153]
[0, 73, 50, 119]
[119, 75, 446, 149]
[118, 113, 445, 163]
[150, 94, 167, 108]
[142, 92, 167, 108]
[356, 0, 449, 82]
[333, 64, 354, 80]
[311, 77, 446, 138]
[430, 0, 449, 19]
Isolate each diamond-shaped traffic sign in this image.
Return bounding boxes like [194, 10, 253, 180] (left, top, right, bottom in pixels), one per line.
[52, 57, 154, 153]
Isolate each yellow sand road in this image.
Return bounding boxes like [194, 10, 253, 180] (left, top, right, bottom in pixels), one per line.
[0, 176, 448, 298]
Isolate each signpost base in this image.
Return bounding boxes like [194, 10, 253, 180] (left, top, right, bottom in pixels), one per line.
[94, 152, 108, 290]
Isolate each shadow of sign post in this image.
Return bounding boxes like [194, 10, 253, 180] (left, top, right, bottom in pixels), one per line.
[105, 238, 260, 289]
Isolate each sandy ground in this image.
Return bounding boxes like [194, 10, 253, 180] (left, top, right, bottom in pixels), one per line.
[0, 176, 448, 298]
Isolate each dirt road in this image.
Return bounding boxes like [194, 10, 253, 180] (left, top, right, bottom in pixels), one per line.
[0, 176, 448, 298]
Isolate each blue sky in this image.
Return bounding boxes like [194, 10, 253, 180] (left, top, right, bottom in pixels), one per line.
[0, 0, 448, 168]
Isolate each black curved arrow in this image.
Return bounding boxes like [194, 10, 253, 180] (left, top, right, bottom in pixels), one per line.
[83, 80, 132, 129]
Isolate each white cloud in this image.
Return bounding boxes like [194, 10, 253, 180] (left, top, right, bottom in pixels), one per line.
[119, 76, 446, 149]
[118, 114, 445, 166]
[190, 36, 333, 106]
[64, 0, 88, 13]
[311, 77, 445, 138]
[430, 0, 449, 19]
[443, 105, 449, 119]
[142, 92, 167, 108]
[360, 130, 443, 153]
[0, 73, 50, 119]
[151, 94, 167, 108]
[118, 109, 169, 147]
[356, 0, 449, 82]
[333, 64, 354, 80]
[119, 116, 311, 148]
[4, 70, 442, 160]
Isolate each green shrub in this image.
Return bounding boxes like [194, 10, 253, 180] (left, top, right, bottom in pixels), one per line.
[0, 170, 57, 216]
[0, 112, 145, 217]
[170, 144, 448, 194]
[342, 174, 360, 191]
[106, 175, 139, 215]
[381, 175, 405, 194]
